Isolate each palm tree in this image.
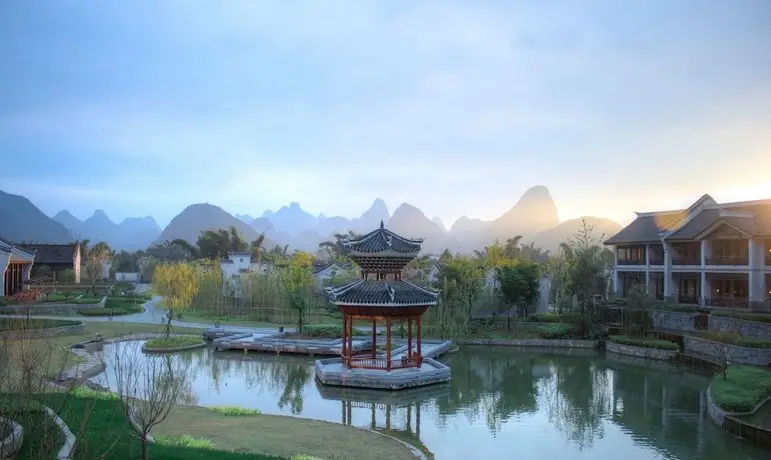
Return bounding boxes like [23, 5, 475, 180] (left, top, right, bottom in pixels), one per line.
[318, 230, 360, 260]
[503, 235, 523, 259]
[250, 234, 266, 260]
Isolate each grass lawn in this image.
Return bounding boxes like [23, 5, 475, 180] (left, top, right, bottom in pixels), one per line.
[71, 296, 105, 304]
[157, 404, 417, 460]
[609, 335, 680, 351]
[4, 322, 206, 385]
[32, 392, 282, 460]
[145, 335, 203, 349]
[78, 297, 146, 316]
[0, 399, 63, 458]
[711, 366, 771, 413]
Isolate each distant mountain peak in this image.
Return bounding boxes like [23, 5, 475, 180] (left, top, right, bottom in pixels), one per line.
[289, 201, 302, 210]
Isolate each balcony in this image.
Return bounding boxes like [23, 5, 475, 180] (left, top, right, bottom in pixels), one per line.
[672, 256, 700, 266]
[705, 256, 749, 266]
[705, 298, 749, 309]
[678, 295, 700, 305]
[617, 259, 645, 266]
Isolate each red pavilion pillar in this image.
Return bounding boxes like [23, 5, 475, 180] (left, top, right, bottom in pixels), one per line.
[341, 312, 348, 366]
[416, 316, 422, 368]
[386, 317, 392, 371]
[372, 319, 377, 358]
[407, 317, 413, 360]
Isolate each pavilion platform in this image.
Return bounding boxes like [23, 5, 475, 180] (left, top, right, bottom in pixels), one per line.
[314, 339, 453, 390]
[211, 330, 373, 356]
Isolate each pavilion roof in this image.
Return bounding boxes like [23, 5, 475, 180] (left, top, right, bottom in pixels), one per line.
[326, 279, 439, 307]
[343, 221, 423, 256]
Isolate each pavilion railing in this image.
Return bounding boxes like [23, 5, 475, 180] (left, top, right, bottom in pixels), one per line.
[347, 355, 423, 370]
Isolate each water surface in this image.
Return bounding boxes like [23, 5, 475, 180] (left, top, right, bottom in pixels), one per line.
[92, 342, 768, 460]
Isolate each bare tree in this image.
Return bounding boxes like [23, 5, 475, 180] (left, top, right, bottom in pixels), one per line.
[110, 344, 190, 460]
[84, 242, 114, 296]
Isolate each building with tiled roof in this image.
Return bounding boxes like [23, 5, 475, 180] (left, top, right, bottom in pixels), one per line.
[0, 236, 35, 296]
[605, 195, 771, 311]
[325, 221, 439, 371]
[18, 243, 81, 283]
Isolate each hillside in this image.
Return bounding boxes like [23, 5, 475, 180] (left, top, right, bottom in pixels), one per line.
[157, 203, 274, 247]
[0, 190, 72, 243]
[527, 217, 623, 253]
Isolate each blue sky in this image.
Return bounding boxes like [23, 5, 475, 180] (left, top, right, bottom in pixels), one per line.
[1, 1, 770, 228]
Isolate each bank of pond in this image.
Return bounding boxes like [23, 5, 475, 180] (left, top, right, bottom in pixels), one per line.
[79, 339, 770, 460]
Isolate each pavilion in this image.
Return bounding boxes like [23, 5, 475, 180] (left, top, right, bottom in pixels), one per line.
[314, 222, 451, 390]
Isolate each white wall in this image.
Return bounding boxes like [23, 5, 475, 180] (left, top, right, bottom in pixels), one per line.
[116, 272, 140, 282]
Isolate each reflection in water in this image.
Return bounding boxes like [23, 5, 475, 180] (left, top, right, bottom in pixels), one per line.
[92, 341, 769, 460]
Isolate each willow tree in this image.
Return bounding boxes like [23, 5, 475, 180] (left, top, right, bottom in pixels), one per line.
[153, 262, 199, 336]
[83, 242, 113, 296]
[281, 251, 315, 332]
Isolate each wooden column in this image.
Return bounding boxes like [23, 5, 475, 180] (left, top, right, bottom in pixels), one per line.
[407, 317, 413, 359]
[386, 317, 392, 371]
[347, 314, 353, 365]
[372, 319, 377, 358]
[416, 316, 422, 367]
[341, 313, 347, 365]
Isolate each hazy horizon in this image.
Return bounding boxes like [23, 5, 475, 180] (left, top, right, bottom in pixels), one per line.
[2, 1, 770, 228]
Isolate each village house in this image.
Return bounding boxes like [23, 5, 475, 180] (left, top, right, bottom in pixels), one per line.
[0, 236, 35, 297]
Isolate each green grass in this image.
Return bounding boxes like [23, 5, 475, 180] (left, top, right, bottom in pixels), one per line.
[78, 297, 145, 316]
[158, 404, 418, 460]
[0, 398, 63, 458]
[536, 323, 578, 339]
[696, 331, 771, 349]
[711, 310, 771, 324]
[209, 406, 261, 416]
[609, 335, 680, 351]
[300, 324, 366, 338]
[0, 318, 80, 331]
[711, 366, 771, 413]
[144, 335, 203, 349]
[34, 393, 282, 460]
[525, 312, 581, 324]
[71, 296, 105, 304]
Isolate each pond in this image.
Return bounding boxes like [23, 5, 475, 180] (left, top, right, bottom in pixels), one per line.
[91, 342, 769, 460]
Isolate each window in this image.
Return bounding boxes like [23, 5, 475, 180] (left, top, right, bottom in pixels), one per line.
[240, 258, 243, 262]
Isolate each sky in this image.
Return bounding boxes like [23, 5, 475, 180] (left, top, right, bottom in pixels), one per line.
[1, 1, 770, 228]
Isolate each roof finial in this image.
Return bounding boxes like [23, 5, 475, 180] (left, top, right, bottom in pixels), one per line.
[380, 219, 384, 229]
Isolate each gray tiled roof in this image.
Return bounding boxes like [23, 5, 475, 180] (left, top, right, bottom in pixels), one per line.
[665, 209, 722, 240]
[327, 279, 439, 306]
[19, 244, 78, 264]
[604, 213, 681, 245]
[344, 221, 423, 254]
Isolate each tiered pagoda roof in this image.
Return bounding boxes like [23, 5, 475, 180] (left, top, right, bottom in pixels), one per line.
[328, 221, 439, 309]
[342, 221, 424, 273]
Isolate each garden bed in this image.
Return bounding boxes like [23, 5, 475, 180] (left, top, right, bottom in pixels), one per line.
[606, 336, 679, 360]
[684, 335, 771, 366]
[708, 366, 771, 433]
[143, 335, 206, 352]
[283, 324, 367, 340]
[78, 297, 145, 316]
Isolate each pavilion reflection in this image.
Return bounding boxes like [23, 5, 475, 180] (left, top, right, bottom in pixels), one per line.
[316, 381, 449, 458]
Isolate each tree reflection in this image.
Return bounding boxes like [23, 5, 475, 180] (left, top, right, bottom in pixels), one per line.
[542, 357, 609, 450]
[278, 362, 311, 414]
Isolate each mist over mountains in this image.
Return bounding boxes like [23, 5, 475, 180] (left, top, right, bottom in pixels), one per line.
[0, 185, 622, 255]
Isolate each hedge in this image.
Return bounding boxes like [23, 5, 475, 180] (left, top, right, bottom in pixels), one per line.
[608, 335, 679, 351]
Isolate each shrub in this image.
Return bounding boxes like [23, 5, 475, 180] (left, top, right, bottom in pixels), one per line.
[528, 312, 580, 324]
[302, 324, 366, 338]
[70, 386, 119, 401]
[155, 434, 216, 450]
[144, 335, 202, 349]
[697, 331, 771, 349]
[0, 318, 80, 332]
[710, 366, 771, 412]
[209, 406, 261, 416]
[609, 335, 679, 351]
[536, 323, 578, 339]
[711, 310, 771, 324]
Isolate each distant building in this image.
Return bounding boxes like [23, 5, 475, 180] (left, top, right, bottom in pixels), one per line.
[312, 260, 348, 289]
[220, 252, 253, 279]
[17, 242, 81, 283]
[605, 194, 771, 311]
[0, 236, 35, 296]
